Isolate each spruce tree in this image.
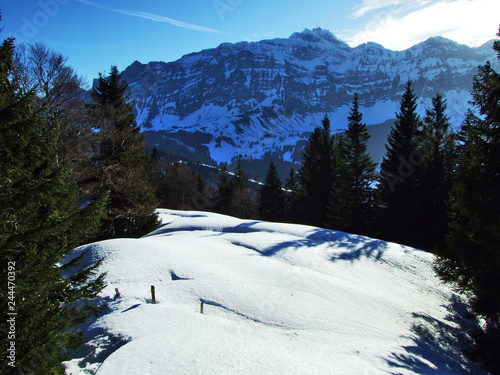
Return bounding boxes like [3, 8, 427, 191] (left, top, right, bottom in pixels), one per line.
[0, 37, 107, 374]
[419, 93, 456, 251]
[435, 29, 500, 373]
[213, 165, 234, 215]
[378, 81, 424, 246]
[329, 94, 377, 235]
[298, 115, 335, 227]
[326, 133, 348, 230]
[230, 160, 257, 219]
[258, 162, 286, 221]
[193, 172, 211, 211]
[89, 65, 159, 238]
[284, 168, 300, 221]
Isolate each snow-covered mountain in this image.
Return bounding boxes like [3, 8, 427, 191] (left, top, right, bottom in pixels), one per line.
[122, 28, 497, 165]
[63, 209, 482, 374]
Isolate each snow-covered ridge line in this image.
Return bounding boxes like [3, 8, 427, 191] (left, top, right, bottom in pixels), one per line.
[123, 28, 497, 165]
[63, 209, 482, 374]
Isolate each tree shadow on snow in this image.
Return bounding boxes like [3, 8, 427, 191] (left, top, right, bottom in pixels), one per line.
[69, 327, 130, 372]
[65, 297, 131, 373]
[149, 220, 389, 264]
[259, 227, 388, 263]
[144, 220, 264, 237]
[385, 295, 485, 375]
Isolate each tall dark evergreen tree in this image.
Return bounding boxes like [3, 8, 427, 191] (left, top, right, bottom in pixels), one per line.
[0, 37, 107, 374]
[419, 93, 456, 251]
[378, 81, 424, 246]
[326, 133, 348, 230]
[436, 29, 500, 374]
[328, 94, 377, 234]
[193, 172, 211, 211]
[284, 168, 300, 221]
[213, 165, 234, 215]
[298, 115, 335, 227]
[89, 65, 159, 238]
[258, 162, 286, 221]
[160, 162, 201, 210]
[230, 160, 257, 219]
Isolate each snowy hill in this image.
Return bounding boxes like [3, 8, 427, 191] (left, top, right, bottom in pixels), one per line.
[122, 28, 497, 166]
[63, 209, 483, 374]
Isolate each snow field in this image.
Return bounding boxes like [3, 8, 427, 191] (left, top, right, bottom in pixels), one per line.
[63, 209, 474, 375]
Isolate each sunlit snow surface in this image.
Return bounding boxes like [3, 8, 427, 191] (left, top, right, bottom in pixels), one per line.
[63, 209, 482, 375]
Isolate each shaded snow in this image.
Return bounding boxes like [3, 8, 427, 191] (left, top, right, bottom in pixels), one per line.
[63, 209, 482, 375]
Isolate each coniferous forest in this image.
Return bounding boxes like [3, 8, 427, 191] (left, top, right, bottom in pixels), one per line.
[0, 12, 499, 373]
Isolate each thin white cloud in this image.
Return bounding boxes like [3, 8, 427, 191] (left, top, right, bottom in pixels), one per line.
[351, 0, 409, 19]
[75, 0, 218, 33]
[344, 0, 499, 49]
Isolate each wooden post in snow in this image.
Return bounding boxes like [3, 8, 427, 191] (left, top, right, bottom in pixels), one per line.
[200, 302, 204, 314]
[114, 288, 120, 299]
[151, 285, 156, 304]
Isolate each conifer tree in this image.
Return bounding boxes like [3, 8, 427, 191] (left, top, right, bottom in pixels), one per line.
[258, 162, 286, 221]
[284, 168, 300, 221]
[193, 172, 211, 211]
[89, 65, 159, 238]
[161, 162, 198, 210]
[378, 81, 423, 246]
[213, 165, 234, 215]
[436, 29, 500, 373]
[298, 115, 335, 227]
[230, 160, 257, 219]
[0, 37, 107, 374]
[326, 133, 348, 230]
[329, 94, 377, 234]
[419, 93, 456, 251]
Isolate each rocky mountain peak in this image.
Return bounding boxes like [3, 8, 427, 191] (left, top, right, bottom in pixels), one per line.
[290, 28, 350, 48]
[123, 31, 498, 169]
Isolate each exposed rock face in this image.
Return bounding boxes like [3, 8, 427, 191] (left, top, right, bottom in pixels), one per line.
[122, 28, 496, 165]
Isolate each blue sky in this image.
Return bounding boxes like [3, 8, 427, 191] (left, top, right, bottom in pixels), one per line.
[1, 0, 499, 85]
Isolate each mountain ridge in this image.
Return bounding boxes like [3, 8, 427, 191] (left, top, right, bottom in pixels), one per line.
[122, 28, 497, 168]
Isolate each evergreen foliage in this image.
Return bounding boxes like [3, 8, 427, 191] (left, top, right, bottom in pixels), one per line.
[378, 81, 424, 246]
[155, 161, 210, 211]
[328, 94, 377, 234]
[258, 162, 286, 221]
[0, 37, 107, 374]
[210, 161, 258, 218]
[325, 133, 348, 230]
[435, 30, 500, 373]
[193, 172, 211, 211]
[230, 160, 257, 219]
[298, 115, 335, 227]
[284, 168, 300, 221]
[213, 165, 234, 215]
[89, 65, 159, 239]
[418, 93, 456, 251]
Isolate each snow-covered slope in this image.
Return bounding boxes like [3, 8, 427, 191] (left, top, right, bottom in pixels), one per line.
[122, 28, 497, 165]
[63, 209, 482, 374]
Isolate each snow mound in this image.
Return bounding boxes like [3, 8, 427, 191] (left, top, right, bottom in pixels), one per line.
[63, 209, 481, 375]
